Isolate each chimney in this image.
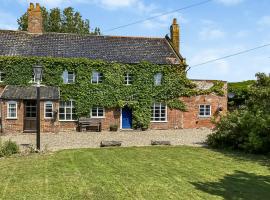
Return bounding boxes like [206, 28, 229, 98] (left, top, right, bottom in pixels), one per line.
[27, 3, 43, 34]
[170, 18, 180, 53]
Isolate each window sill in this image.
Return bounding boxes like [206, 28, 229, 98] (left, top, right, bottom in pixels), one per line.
[151, 121, 168, 123]
[6, 117, 18, 120]
[198, 116, 211, 118]
[59, 120, 77, 122]
[91, 116, 105, 119]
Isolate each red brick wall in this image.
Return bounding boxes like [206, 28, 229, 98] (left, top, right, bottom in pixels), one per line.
[0, 86, 227, 134]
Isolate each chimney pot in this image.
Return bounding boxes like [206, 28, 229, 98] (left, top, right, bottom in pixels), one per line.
[27, 3, 43, 34]
[170, 18, 180, 53]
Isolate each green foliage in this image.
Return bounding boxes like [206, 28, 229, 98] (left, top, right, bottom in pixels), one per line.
[17, 6, 100, 35]
[208, 73, 270, 154]
[228, 80, 255, 109]
[0, 140, 19, 157]
[0, 56, 224, 128]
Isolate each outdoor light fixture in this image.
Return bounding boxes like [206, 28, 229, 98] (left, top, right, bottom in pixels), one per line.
[33, 65, 43, 151]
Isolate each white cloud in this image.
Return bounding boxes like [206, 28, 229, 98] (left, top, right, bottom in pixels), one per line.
[215, 0, 244, 6]
[257, 16, 270, 26]
[199, 28, 226, 40]
[199, 20, 226, 40]
[142, 12, 188, 30]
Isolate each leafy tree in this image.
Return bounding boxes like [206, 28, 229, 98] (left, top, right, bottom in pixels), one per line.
[17, 6, 100, 35]
[207, 73, 270, 154]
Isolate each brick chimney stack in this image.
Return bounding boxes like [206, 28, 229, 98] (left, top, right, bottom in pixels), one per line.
[27, 3, 43, 34]
[170, 18, 180, 53]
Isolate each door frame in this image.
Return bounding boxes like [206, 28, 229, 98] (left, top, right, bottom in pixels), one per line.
[23, 100, 37, 133]
[120, 107, 132, 129]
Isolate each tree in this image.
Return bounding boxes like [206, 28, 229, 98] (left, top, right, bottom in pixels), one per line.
[207, 73, 270, 153]
[17, 6, 101, 35]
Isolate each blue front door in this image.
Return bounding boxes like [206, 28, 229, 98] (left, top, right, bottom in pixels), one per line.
[122, 107, 132, 129]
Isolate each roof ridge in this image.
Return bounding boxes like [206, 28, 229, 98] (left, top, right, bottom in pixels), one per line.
[0, 29, 165, 39]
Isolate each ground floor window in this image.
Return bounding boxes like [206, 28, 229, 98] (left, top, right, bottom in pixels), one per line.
[151, 103, 167, 122]
[199, 105, 211, 117]
[91, 107, 105, 118]
[44, 101, 53, 119]
[7, 101, 17, 119]
[59, 100, 76, 121]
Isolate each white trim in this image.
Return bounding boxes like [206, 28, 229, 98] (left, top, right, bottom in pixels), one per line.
[58, 100, 76, 121]
[120, 108, 123, 129]
[44, 101, 53, 119]
[7, 101, 17, 119]
[90, 107, 105, 118]
[91, 71, 102, 84]
[124, 73, 132, 85]
[150, 103, 168, 122]
[198, 104, 211, 118]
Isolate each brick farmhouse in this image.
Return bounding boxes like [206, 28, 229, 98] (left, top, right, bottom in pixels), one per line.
[0, 3, 227, 134]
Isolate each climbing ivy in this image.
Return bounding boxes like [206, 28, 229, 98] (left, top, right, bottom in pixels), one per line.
[0, 56, 225, 128]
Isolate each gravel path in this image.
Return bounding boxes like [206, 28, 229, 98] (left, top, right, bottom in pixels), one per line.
[0, 129, 212, 151]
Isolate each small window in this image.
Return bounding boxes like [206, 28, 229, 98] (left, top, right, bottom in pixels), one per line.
[91, 107, 105, 118]
[91, 71, 103, 84]
[7, 101, 17, 119]
[151, 103, 167, 122]
[44, 101, 53, 119]
[62, 70, 75, 84]
[154, 73, 162, 86]
[124, 73, 133, 85]
[59, 100, 76, 121]
[0, 71, 6, 82]
[199, 105, 211, 117]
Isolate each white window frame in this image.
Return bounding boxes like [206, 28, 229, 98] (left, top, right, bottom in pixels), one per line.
[151, 103, 167, 122]
[62, 70, 75, 84]
[154, 73, 162, 86]
[59, 100, 76, 121]
[199, 104, 211, 117]
[91, 71, 103, 84]
[90, 107, 105, 118]
[0, 71, 5, 82]
[44, 101, 53, 119]
[7, 101, 17, 119]
[124, 73, 132, 85]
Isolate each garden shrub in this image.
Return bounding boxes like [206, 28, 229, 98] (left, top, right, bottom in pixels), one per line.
[207, 73, 270, 154]
[0, 140, 20, 157]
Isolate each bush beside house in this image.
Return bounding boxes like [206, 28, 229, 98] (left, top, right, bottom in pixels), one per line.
[207, 73, 270, 154]
[0, 140, 19, 157]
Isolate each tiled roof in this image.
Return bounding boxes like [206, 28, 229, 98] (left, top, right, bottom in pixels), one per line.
[1, 85, 60, 100]
[0, 30, 182, 65]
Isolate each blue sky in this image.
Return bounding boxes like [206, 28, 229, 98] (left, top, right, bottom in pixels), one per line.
[0, 0, 270, 82]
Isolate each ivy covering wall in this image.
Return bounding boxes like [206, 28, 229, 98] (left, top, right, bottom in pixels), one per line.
[0, 56, 224, 128]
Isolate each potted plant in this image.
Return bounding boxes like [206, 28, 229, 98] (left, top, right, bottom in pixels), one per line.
[110, 124, 118, 132]
[141, 125, 148, 131]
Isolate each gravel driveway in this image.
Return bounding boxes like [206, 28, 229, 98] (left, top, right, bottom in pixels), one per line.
[0, 129, 212, 151]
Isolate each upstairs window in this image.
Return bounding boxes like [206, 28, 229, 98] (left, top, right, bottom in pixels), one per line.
[0, 71, 6, 82]
[59, 100, 76, 121]
[124, 73, 133, 85]
[151, 103, 167, 122]
[154, 73, 162, 86]
[91, 71, 103, 84]
[62, 70, 75, 84]
[44, 101, 53, 119]
[199, 105, 211, 117]
[7, 101, 17, 119]
[91, 107, 105, 118]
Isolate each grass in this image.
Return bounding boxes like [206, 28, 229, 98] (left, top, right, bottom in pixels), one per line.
[0, 146, 269, 200]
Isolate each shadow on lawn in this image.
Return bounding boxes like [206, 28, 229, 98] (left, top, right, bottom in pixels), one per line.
[191, 170, 270, 200]
[205, 147, 270, 169]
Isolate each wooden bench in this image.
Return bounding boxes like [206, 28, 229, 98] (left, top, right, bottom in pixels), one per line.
[77, 118, 102, 132]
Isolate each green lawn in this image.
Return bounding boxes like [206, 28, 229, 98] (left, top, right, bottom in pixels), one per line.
[0, 147, 269, 200]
